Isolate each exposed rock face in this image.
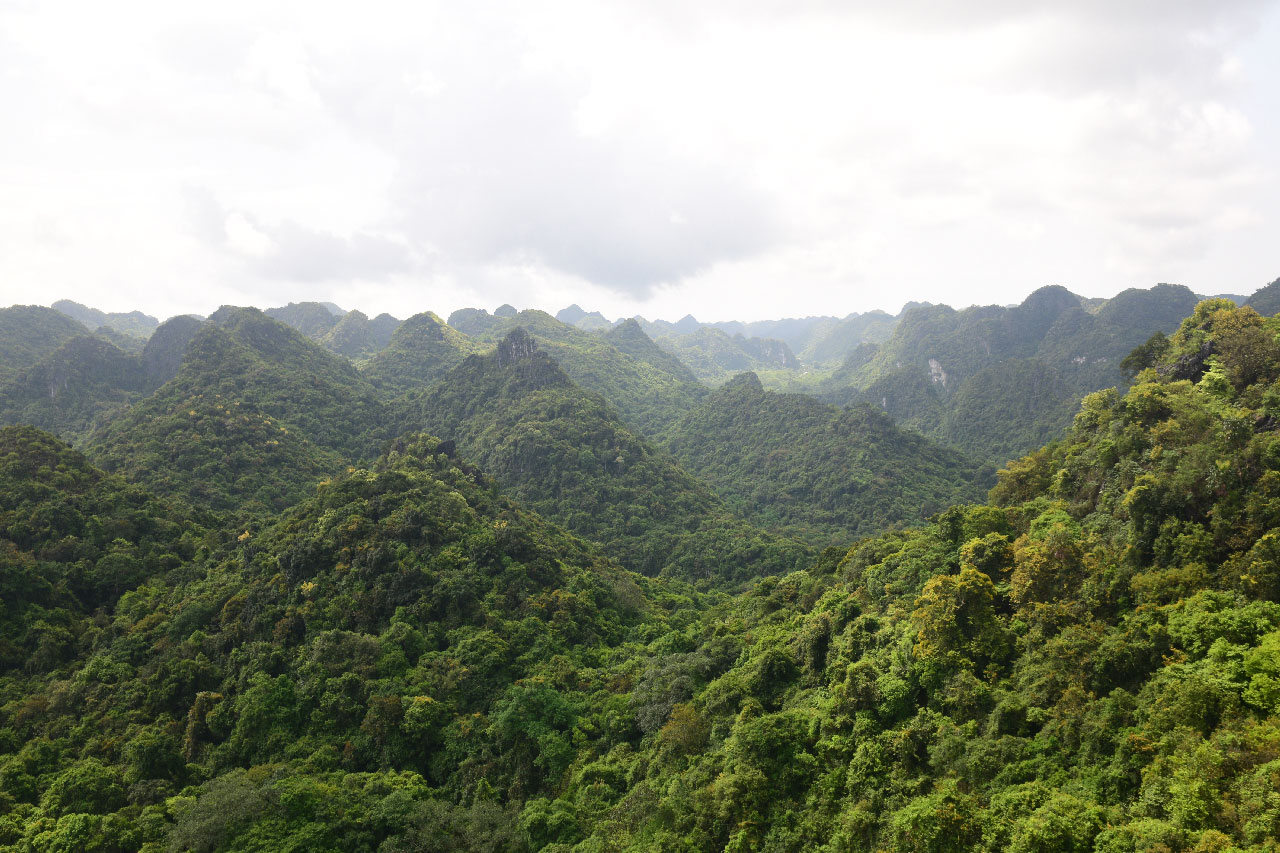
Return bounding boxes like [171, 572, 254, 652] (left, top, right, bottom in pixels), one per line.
[497, 328, 539, 367]
[740, 336, 799, 368]
[1167, 341, 1215, 382]
[928, 358, 948, 387]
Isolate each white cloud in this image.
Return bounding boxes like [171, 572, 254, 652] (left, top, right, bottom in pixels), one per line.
[0, 0, 1277, 322]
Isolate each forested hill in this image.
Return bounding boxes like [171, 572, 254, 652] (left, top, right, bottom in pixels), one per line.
[1244, 276, 1280, 316]
[0, 336, 154, 443]
[409, 328, 810, 582]
[359, 311, 483, 397]
[83, 308, 389, 517]
[653, 327, 801, 386]
[0, 306, 92, 380]
[0, 425, 209, 655]
[4, 300, 1280, 850]
[51, 300, 159, 341]
[264, 302, 402, 360]
[449, 309, 707, 436]
[603, 318, 702, 387]
[829, 283, 1202, 466]
[661, 371, 988, 545]
[0, 428, 684, 851]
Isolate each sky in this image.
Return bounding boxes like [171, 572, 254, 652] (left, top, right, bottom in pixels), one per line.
[2, 1, 1279, 323]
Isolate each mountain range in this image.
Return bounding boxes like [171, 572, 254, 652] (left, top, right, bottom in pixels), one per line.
[2, 282, 1280, 850]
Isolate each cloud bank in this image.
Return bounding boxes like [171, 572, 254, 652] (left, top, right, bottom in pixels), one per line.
[0, 1, 1276, 320]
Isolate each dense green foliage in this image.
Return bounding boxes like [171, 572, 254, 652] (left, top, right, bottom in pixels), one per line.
[0, 337, 154, 443]
[264, 302, 342, 339]
[828, 284, 1201, 466]
[655, 328, 800, 386]
[0, 431, 686, 851]
[0, 307, 91, 381]
[0, 426, 208, 665]
[457, 311, 708, 436]
[447, 307, 505, 338]
[797, 310, 899, 366]
[603, 320, 702, 389]
[322, 310, 402, 360]
[361, 312, 482, 397]
[85, 309, 389, 516]
[661, 372, 987, 545]
[1244, 277, 1280, 318]
[8, 294, 1280, 851]
[51, 301, 159, 341]
[140, 317, 204, 387]
[410, 329, 809, 582]
[555, 305, 613, 332]
[529, 298, 1280, 850]
[265, 304, 402, 360]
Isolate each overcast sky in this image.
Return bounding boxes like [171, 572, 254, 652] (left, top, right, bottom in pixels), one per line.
[2, 1, 1279, 323]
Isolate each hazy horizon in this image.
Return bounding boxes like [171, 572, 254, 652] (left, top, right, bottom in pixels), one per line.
[26, 276, 1273, 329]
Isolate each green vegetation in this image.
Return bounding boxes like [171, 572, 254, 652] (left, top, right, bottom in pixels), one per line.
[140, 316, 204, 387]
[264, 302, 342, 339]
[0, 307, 90, 380]
[266, 303, 402, 360]
[6, 295, 1280, 851]
[85, 308, 389, 517]
[321, 310, 402, 360]
[0, 425, 208, 659]
[661, 372, 987, 545]
[603, 319, 702, 388]
[409, 329, 809, 582]
[555, 304, 612, 331]
[798, 310, 899, 365]
[1245, 276, 1280, 317]
[461, 310, 707, 436]
[655, 328, 800, 386]
[447, 306, 504, 337]
[827, 284, 1202, 467]
[361, 312, 482, 397]
[52, 300, 159, 340]
[0, 336, 153, 443]
[0, 429, 682, 851]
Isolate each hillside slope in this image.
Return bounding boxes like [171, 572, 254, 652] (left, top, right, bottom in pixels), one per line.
[830, 283, 1201, 465]
[3, 301, 1280, 851]
[0, 429, 675, 851]
[0, 336, 153, 442]
[662, 372, 987, 545]
[0, 306, 90, 379]
[360, 311, 482, 397]
[411, 329, 808, 582]
[463, 310, 707, 436]
[85, 308, 389, 516]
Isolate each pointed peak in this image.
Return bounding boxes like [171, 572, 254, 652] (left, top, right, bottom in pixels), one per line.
[607, 317, 647, 338]
[497, 327, 539, 366]
[555, 304, 587, 323]
[400, 311, 447, 332]
[672, 314, 700, 334]
[721, 371, 764, 394]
